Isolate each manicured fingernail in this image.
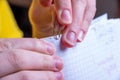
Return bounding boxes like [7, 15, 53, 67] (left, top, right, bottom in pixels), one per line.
[61, 9, 72, 24]
[56, 72, 63, 80]
[77, 30, 84, 42]
[54, 56, 63, 71]
[66, 31, 76, 44]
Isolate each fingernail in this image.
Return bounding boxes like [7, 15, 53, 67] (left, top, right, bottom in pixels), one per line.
[61, 9, 72, 24]
[66, 31, 76, 44]
[54, 56, 63, 71]
[77, 30, 84, 42]
[47, 45, 54, 54]
[56, 72, 63, 80]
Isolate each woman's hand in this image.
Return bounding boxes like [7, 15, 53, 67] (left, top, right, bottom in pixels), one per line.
[29, 0, 96, 47]
[0, 38, 63, 80]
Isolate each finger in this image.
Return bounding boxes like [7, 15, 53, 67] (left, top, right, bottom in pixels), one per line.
[0, 49, 63, 77]
[0, 38, 56, 55]
[55, 0, 72, 25]
[39, 0, 53, 7]
[1, 71, 64, 80]
[29, 0, 55, 38]
[62, 0, 87, 47]
[77, 0, 96, 42]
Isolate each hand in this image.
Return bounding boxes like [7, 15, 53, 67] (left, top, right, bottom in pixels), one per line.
[0, 38, 64, 80]
[29, 0, 96, 47]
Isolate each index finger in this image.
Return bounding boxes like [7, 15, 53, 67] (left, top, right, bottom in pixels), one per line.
[61, 0, 87, 47]
[0, 38, 56, 55]
[54, 0, 72, 25]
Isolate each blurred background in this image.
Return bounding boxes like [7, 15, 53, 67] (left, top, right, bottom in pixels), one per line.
[8, 0, 120, 37]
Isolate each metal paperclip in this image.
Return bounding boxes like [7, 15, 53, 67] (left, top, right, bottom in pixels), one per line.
[53, 17, 62, 40]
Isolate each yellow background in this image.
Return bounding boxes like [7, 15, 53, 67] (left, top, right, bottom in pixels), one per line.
[0, 0, 23, 38]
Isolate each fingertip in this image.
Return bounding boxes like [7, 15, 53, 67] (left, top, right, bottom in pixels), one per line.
[57, 9, 72, 25]
[47, 44, 56, 55]
[61, 32, 77, 48]
[41, 39, 56, 55]
[54, 55, 64, 71]
[55, 0, 72, 25]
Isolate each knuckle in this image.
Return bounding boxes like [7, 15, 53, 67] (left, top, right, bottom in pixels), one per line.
[7, 50, 25, 69]
[29, 6, 52, 25]
[0, 40, 13, 50]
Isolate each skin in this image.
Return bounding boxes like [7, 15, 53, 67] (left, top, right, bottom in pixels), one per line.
[2, 1, 64, 80]
[0, 0, 96, 79]
[0, 38, 64, 80]
[8, 0, 96, 47]
[29, 0, 96, 47]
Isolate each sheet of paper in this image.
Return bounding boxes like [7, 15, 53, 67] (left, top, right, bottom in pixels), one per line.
[45, 14, 120, 80]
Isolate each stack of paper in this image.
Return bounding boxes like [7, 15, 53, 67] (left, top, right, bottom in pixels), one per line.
[45, 14, 120, 80]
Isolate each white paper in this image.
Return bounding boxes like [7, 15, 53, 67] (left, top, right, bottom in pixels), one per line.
[45, 14, 120, 80]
